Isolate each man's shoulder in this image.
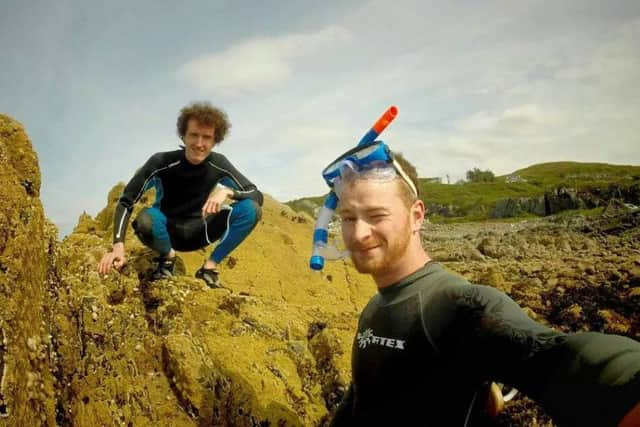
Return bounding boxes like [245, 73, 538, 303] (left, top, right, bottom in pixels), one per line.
[144, 150, 183, 168]
[413, 263, 491, 312]
[206, 151, 231, 166]
[361, 263, 469, 312]
[426, 276, 513, 315]
[415, 262, 470, 293]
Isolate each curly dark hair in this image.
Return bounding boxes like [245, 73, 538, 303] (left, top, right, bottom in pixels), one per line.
[176, 101, 231, 144]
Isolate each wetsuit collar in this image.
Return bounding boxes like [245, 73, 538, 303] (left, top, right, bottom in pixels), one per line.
[180, 147, 213, 168]
[377, 261, 441, 296]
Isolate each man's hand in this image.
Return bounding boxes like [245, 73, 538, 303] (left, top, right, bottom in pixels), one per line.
[202, 187, 233, 216]
[98, 242, 127, 276]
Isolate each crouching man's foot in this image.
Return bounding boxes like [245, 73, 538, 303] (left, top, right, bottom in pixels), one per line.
[151, 256, 176, 280]
[195, 266, 221, 289]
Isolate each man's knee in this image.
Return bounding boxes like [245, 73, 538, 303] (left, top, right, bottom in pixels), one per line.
[132, 208, 154, 238]
[232, 199, 261, 226]
[133, 207, 170, 242]
[253, 201, 262, 223]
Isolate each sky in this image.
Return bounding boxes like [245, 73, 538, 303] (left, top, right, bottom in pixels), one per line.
[1, 0, 640, 236]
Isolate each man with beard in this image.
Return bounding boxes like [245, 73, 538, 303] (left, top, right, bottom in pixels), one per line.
[326, 141, 640, 426]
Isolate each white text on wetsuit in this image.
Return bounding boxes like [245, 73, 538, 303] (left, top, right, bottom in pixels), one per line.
[357, 328, 406, 350]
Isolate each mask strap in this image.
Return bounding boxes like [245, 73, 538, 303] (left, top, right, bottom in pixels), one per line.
[392, 159, 418, 197]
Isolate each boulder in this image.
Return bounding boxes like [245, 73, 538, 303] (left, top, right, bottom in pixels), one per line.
[0, 115, 57, 425]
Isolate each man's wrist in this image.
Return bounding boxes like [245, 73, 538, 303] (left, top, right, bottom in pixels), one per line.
[211, 184, 235, 200]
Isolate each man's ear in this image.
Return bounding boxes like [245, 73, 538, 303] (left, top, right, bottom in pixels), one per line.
[411, 199, 426, 232]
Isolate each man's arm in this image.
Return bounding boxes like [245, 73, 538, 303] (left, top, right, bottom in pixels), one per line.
[533, 331, 640, 427]
[202, 184, 234, 216]
[98, 242, 126, 275]
[98, 154, 163, 274]
[446, 284, 640, 427]
[208, 153, 263, 206]
[329, 383, 354, 427]
[113, 153, 164, 244]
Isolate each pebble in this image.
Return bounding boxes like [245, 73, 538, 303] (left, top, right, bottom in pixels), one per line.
[27, 337, 38, 351]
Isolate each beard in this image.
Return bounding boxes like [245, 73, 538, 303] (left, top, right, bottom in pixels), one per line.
[349, 222, 412, 276]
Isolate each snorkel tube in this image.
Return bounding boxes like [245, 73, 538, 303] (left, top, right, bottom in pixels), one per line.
[309, 106, 399, 271]
[357, 105, 398, 146]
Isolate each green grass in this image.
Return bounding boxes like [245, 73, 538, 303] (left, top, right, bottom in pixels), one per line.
[285, 194, 327, 217]
[421, 180, 543, 207]
[508, 161, 640, 188]
[548, 206, 605, 219]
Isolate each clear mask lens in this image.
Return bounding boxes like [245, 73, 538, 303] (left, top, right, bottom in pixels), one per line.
[334, 164, 399, 196]
[322, 141, 391, 187]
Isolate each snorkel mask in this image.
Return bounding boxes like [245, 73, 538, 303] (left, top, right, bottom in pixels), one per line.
[310, 106, 414, 271]
[322, 140, 418, 198]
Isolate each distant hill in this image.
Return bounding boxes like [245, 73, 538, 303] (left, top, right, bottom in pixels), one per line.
[286, 162, 640, 222]
[506, 162, 640, 187]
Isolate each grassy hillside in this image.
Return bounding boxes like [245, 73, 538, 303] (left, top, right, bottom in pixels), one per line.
[420, 181, 542, 209]
[286, 162, 640, 222]
[286, 194, 327, 216]
[508, 162, 640, 187]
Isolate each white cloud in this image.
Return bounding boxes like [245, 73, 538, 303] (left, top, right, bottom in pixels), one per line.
[178, 26, 352, 96]
[221, 15, 640, 200]
[398, 17, 640, 182]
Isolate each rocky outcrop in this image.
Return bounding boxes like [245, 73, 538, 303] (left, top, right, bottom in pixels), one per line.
[0, 115, 57, 426]
[491, 197, 546, 218]
[491, 184, 640, 218]
[48, 192, 376, 426]
[425, 202, 465, 218]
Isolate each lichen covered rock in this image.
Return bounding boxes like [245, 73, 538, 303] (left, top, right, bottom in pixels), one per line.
[50, 184, 374, 426]
[0, 115, 56, 426]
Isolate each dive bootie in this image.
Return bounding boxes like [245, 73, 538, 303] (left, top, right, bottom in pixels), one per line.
[151, 256, 176, 280]
[195, 266, 221, 289]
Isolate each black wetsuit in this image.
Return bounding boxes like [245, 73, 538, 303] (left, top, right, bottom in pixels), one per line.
[331, 262, 640, 426]
[113, 149, 263, 244]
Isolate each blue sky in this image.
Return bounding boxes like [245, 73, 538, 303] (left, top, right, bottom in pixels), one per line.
[2, 0, 640, 236]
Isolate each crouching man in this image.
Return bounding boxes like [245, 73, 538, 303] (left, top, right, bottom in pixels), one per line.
[98, 101, 262, 288]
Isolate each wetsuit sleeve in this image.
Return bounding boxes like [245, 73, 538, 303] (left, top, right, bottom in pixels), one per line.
[112, 153, 163, 244]
[329, 383, 354, 427]
[209, 154, 263, 206]
[445, 284, 640, 427]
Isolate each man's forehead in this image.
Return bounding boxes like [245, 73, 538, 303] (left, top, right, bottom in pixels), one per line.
[337, 203, 391, 215]
[337, 179, 401, 209]
[339, 177, 400, 196]
[187, 118, 215, 131]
